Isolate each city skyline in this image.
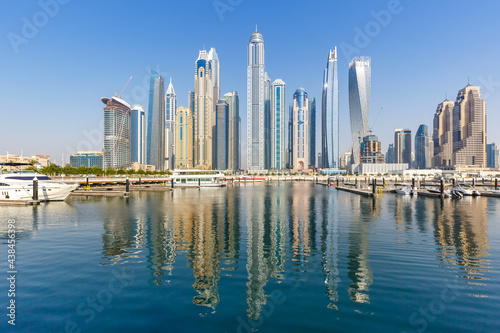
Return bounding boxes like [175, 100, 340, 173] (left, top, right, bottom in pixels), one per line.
[2, 1, 500, 168]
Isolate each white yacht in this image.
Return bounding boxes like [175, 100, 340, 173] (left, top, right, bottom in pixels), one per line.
[0, 169, 79, 201]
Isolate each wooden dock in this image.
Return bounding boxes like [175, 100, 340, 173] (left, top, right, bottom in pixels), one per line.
[0, 199, 40, 206]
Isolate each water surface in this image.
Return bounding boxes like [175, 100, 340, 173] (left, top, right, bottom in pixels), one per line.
[0, 182, 499, 332]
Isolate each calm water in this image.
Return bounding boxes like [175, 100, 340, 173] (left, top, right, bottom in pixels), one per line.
[1, 182, 499, 332]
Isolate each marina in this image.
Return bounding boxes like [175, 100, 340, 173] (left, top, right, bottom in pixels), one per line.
[1, 182, 499, 332]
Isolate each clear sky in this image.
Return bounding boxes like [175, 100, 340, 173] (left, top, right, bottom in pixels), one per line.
[1, 0, 499, 167]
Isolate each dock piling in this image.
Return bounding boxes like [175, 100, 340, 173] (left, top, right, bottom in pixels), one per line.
[495, 178, 498, 191]
[33, 177, 38, 201]
[125, 178, 130, 193]
[440, 179, 444, 196]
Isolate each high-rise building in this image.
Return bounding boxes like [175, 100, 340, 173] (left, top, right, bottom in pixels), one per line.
[146, 69, 165, 171]
[361, 133, 385, 164]
[165, 78, 177, 170]
[224, 91, 240, 172]
[394, 128, 412, 168]
[322, 47, 340, 169]
[131, 105, 146, 164]
[415, 124, 433, 169]
[452, 85, 486, 167]
[247, 29, 266, 171]
[270, 79, 286, 170]
[292, 88, 309, 171]
[348, 57, 371, 165]
[70, 151, 104, 169]
[264, 73, 271, 169]
[287, 104, 293, 169]
[193, 48, 220, 169]
[487, 143, 499, 169]
[215, 99, 229, 170]
[102, 96, 131, 169]
[309, 97, 316, 168]
[432, 99, 454, 167]
[386, 144, 395, 163]
[175, 107, 193, 169]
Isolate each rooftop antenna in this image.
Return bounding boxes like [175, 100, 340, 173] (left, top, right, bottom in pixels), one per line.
[256, 25, 258, 32]
[468, 76, 470, 86]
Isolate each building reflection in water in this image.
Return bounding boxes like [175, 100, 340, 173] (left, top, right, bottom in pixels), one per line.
[101, 198, 142, 264]
[245, 185, 288, 320]
[320, 191, 341, 310]
[347, 195, 373, 304]
[290, 184, 311, 266]
[431, 198, 490, 294]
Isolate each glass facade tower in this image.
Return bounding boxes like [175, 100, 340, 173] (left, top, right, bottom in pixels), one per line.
[131, 105, 146, 164]
[348, 57, 371, 165]
[322, 47, 339, 169]
[224, 91, 240, 172]
[270, 79, 286, 170]
[146, 69, 165, 171]
[415, 124, 433, 169]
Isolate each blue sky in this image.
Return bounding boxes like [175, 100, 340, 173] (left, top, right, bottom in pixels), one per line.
[1, 0, 499, 167]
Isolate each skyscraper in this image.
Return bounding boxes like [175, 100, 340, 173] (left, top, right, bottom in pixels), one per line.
[322, 47, 339, 169]
[247, 29, 266, 171]
[224, 91, 240, 172]
[175, 107, 193, 169]
[270, 79, 286, 170]
[415, 124, 433, 169]
[193, 48, 220, 169]
[102, 96, 131, 169]
[264, 72, 271, 169]
[165, 78, 177, 170]
[215, 99, 229, 170]
[309, 97, 316, 168]
[487, 143, 499, 169]
[131, 104, 146, 164]
[432, 99, 454, 167]
[146, 69, 165, 171]
[452, 85, 486, 167]
[386, 144, 395, 163]
[348, 57, 371, 165]
[394, 128, 412, 168]
[292, 88, 309, 171]
[361, 133, 384, 164]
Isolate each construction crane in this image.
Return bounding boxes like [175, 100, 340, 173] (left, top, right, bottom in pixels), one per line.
[114, 76, 133, 98]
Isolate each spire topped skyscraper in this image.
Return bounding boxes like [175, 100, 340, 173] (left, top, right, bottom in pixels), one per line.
[247, 29, 266, 171]
[322, 47, 339, 169]
[348, 57, 371, 165]
[165, 78, 177, 170]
